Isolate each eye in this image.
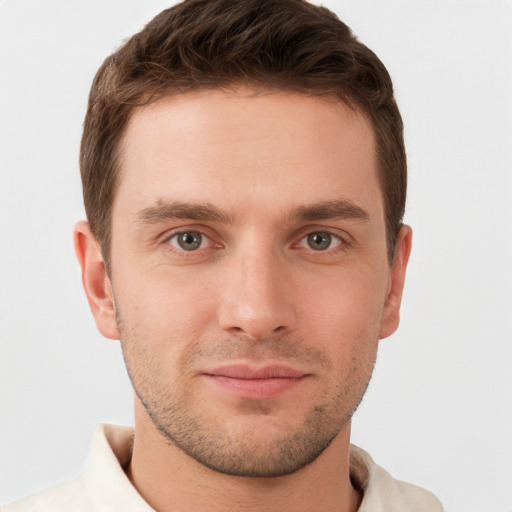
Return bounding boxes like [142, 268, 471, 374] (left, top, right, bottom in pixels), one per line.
[300, 231, 342, 251]
[168, 231, 209, 251]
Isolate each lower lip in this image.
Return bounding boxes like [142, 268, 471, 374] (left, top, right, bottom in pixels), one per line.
[205, 375, 306, 400]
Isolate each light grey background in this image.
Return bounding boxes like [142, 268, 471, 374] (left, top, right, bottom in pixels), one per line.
[1, 1, 511, 510]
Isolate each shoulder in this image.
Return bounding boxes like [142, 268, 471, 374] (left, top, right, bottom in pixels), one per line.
[1, 477, 91, 512]
[350, 445, 444, 512]
[2, 424, 151, 512]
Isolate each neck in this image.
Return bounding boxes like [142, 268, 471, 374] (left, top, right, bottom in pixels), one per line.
[126, 403, 361, 512]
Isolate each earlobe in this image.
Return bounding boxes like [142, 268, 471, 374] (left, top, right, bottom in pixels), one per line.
[74, 221, 120, 340]
[379, 225, 413, 340]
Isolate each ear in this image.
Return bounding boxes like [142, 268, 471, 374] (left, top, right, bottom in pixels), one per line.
[74, 221, 119, 340]
[379, 225, 413, 340]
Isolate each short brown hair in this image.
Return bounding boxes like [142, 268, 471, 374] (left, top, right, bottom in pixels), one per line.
[80, 0, 406, 265]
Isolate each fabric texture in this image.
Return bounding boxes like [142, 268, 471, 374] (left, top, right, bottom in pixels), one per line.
[2, 424, 443, 512]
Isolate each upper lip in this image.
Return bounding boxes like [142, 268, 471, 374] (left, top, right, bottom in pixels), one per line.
[206, 364, 307, 379]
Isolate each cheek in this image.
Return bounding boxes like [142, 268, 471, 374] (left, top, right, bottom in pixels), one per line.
[295, 268, 386, 385]
[298, 266, 389, 337]
[113, 268, 217, 351]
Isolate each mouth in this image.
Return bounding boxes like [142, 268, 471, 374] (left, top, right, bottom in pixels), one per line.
[203, 364, 309, 400]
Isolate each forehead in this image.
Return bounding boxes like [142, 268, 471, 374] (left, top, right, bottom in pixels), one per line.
[115, 88, 381, 221]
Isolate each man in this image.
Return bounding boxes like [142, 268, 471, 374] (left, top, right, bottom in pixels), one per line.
[2, 0, 443, 510]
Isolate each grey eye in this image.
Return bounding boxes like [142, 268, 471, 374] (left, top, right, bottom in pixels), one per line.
[170, 231, 204, 251]
[306, 231, 339, 251]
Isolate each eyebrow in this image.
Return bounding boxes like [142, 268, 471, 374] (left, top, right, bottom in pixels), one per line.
[288, 200, 370, 223]
[135, 200, 234, 225]
[134, 198, 369, 226]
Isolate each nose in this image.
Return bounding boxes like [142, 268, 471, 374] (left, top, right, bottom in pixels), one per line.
[217, 246, 297, 340]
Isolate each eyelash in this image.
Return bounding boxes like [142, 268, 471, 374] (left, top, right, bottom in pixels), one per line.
[295, 231, 344, 252]
[161, 228, 349, 256]
[164, 230, 218, 254]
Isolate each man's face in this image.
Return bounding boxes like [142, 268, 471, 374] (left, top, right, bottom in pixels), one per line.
[81, 88, 410, 477]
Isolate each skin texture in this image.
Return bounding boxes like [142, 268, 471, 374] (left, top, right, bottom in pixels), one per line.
[75, 88, 412, 512]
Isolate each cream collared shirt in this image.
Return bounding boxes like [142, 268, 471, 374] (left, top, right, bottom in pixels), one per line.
[2, 424, 443, 511]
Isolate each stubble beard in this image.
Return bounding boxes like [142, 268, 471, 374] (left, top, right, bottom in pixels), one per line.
[118, 317, 377, 478]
